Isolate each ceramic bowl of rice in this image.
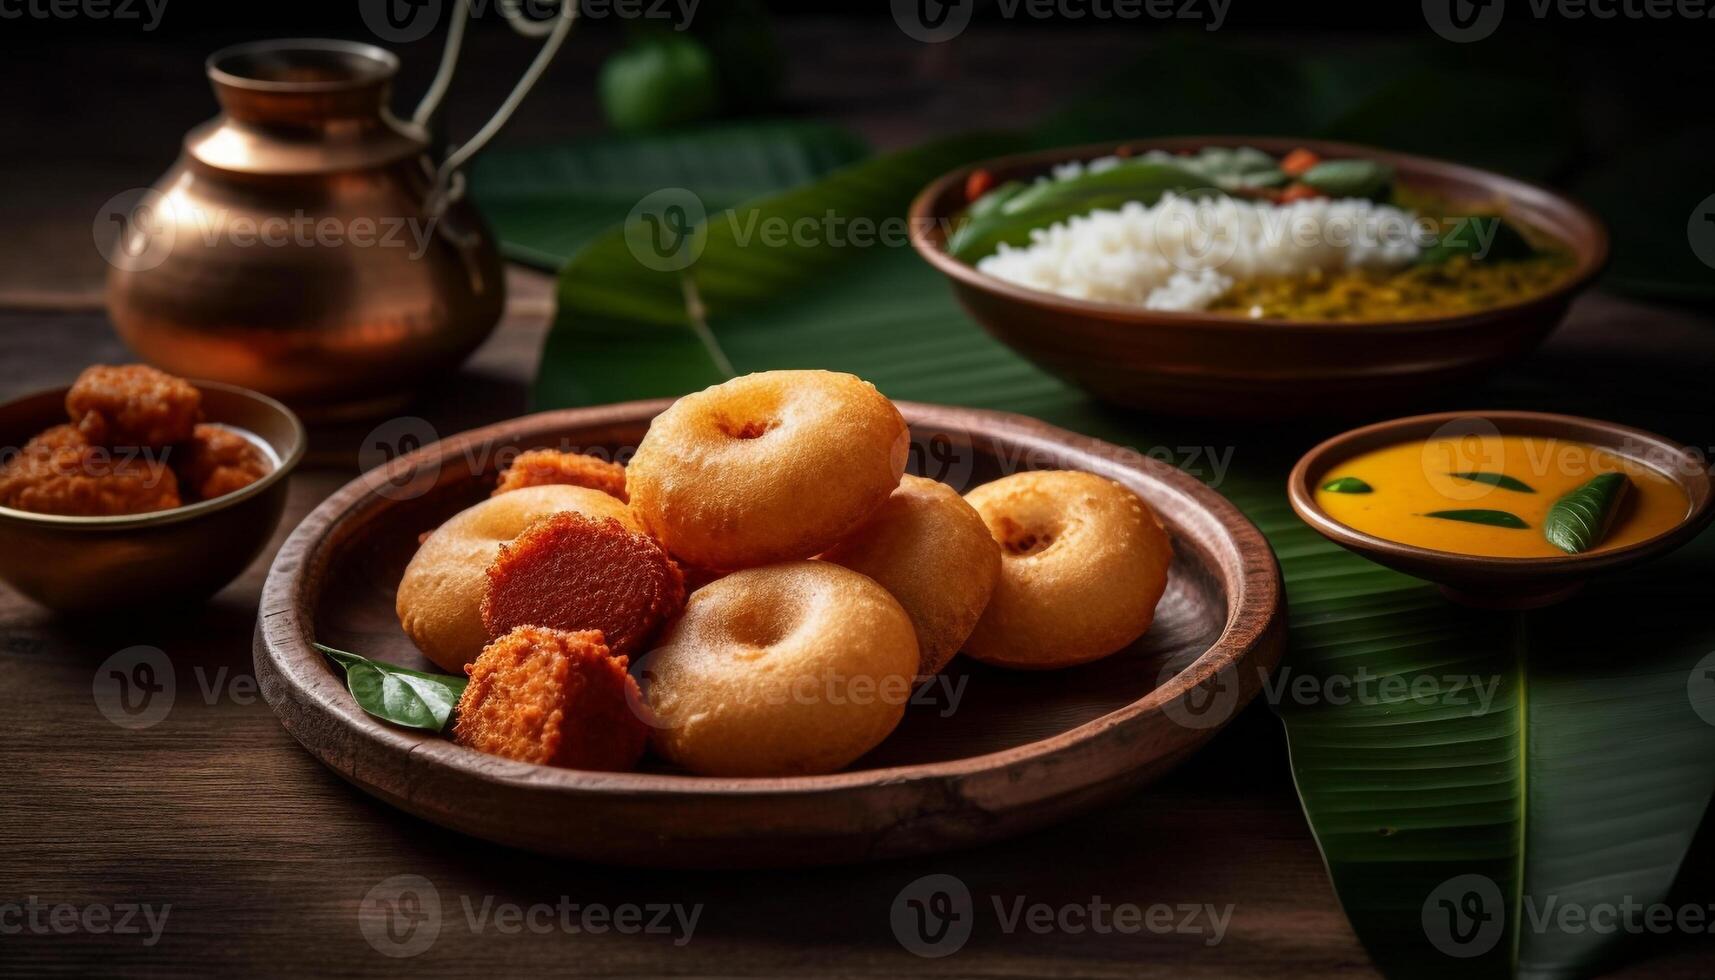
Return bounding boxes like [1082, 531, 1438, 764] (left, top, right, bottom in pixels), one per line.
[908, 137, 1607, 418]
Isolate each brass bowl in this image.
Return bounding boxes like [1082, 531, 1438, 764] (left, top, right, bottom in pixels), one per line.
[0, 381, 305, 612]
[908, 137, 1609, 418]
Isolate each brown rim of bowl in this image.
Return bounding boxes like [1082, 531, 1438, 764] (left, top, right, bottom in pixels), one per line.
[907, 135, 1611, 332]
[1286, 410, 1715, 573]
[0, 379, 307, 531]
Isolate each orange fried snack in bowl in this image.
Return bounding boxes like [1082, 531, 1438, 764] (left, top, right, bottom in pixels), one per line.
[962, 470, 1172, 669]
[178, 424, 270, 501]
[492, 449, 628, 502]
[65, 364, 201, 449]
[0, 426, 181, 516]
[396, 485, 642, 673]
[626, 370, 908, 570]
[480, 512, 685, 659]
[453, 626, 648, 771]
[821, 475, 1001, 677]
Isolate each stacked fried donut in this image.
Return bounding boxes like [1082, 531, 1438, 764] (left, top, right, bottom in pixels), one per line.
[394, 370, 1172, 777]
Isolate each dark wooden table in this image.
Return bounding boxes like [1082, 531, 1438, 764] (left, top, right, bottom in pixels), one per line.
[2, 20, 1713, 979]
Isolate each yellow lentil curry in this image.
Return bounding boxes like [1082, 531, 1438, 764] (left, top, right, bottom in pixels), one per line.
[1316, 435, 1689, 559]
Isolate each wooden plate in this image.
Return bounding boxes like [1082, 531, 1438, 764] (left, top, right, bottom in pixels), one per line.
[255, 400, 1284, 868]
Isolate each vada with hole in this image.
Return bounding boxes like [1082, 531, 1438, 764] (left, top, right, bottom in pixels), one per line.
[626, 370, 909, 570]
[963, 470, 1171, 669]
[638, 561, 918, 776]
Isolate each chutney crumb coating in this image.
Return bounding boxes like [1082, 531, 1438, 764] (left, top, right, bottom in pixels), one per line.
[452, 626, 648, 771]
[480, 512, 685, 658]
[0, 428, 181, 516]
[178, 424, 270, 501]
[65, 364, 201, 449]
[492, 449, 628, 502]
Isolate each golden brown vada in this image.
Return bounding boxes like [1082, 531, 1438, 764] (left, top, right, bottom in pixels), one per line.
[962, 470, 1172, 669]
[639, 561, 918, 776]
[821, 475, 1000, 677]
[626, 370, 908, 570]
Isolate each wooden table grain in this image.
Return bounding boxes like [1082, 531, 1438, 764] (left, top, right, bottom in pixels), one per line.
[3, 20, 1714, 980]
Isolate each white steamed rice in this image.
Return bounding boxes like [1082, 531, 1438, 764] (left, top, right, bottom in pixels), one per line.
[975, 192, 1423, 312]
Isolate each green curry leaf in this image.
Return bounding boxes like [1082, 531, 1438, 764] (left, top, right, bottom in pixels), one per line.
[1322, 476, 1374, 494]
[1423, 509, 1531, 529]
[316, 644, 466, 733]
[1449, 472, 1536, 493]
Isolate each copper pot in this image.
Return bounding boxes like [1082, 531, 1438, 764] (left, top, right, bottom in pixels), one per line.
[105, 39, 506, 420]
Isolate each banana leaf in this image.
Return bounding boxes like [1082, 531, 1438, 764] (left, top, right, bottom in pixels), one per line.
[532, 136, 1715, 978]
[469, 120, 868, 268]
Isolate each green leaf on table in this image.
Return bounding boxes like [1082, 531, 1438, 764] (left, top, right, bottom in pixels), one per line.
[1424, 509, 1530, 529]
[469, 121, 869, 268]
[316, 643, 466, 733]
[534, 127, 1715, 980]
[1449, 472, 1536, 493]
[1544, 472, 1632, 554]
[1322, 477, 1374, 494]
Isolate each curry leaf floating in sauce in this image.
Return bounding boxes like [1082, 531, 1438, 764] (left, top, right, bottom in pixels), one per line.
[1448, 471, 1536, 493]
[1422, 509, 1530, 529]
[1544, 472, 1633, 554]
[316, 643, 466, 732]
[1322, 476, 1374, 494]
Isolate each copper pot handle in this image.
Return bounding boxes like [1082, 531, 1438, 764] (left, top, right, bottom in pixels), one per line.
[414, 0, 579, 220]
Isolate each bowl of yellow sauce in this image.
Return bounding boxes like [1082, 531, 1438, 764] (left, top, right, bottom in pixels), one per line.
[1289, 411, 1713, 607]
